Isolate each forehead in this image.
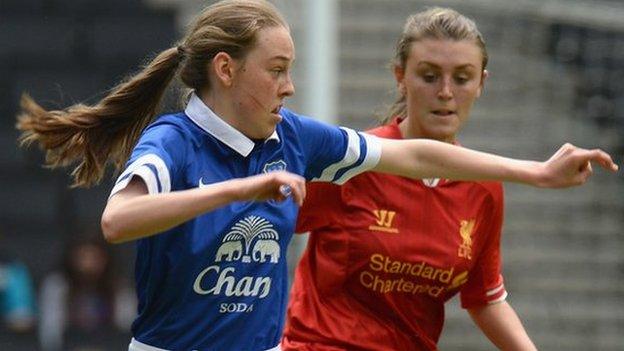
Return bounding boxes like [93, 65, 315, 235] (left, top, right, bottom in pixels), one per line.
[407, 38, 483, 69]
[248, 25, 295, 62]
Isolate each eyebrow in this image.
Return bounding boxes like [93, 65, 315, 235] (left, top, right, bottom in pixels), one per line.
[270, 55, 293, 63]
[417, 61, 477, 70]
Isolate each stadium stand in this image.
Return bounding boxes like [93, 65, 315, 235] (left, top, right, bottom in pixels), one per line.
[2, 0, 622, 349]
[1, 1, 177, 349]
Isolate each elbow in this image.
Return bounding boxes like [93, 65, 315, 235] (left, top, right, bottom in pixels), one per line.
[101, 209, 125, 244]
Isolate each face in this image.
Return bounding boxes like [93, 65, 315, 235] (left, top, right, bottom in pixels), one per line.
[395, 38, 486, 142]
[230, 25, 295, 139]
[72, 244, 107, 278]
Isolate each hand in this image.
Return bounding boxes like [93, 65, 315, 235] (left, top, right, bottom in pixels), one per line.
[233, 171, 306, 205]
[536, 143, 618, 188]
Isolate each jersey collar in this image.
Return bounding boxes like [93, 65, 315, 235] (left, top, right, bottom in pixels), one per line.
[184, 92, 280, 157]
[390, 117, 458, 187]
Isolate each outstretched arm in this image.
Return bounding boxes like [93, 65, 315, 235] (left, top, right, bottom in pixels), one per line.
[468, 302, 537, 351]
[101, 171, 305, 244]
[374, 139, 618, 188]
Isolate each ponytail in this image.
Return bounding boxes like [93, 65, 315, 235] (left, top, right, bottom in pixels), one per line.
[17, 0, 288, 188]
[17, 47, 181, 187]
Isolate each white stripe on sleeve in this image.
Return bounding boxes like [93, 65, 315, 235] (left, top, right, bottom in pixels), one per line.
[487, 290, 508, 305]
[333, 133, 382, 185]
[314, 127, 361, 182]
[109, 154, 171, 197]
[486, 283, 505, 297]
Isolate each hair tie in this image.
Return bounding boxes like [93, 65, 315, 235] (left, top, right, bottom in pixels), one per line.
[177, 45, 186, 58]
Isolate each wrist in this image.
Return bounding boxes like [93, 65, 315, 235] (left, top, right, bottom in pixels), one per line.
[510, 160, 545, 186]
[224, 178, 247, 202]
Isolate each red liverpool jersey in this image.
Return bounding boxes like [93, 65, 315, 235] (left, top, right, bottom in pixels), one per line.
[283, 119, 507, 351]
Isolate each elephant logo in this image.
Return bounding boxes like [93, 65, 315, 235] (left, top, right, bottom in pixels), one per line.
[252, 240, 280, 263]
[215, 241, 243, 262]
[216, 215, 281, 264]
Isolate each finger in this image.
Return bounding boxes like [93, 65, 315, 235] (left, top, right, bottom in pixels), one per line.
[577, 167, 591, 185]
[551, 143, 574, 160]
[279, 184, 292, 197]
[287, 177, 306, 206]
[587, 149, 618, 172]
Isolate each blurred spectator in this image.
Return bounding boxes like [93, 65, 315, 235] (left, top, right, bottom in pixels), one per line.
[39, 238, 135, 351]
[0, 247, 37, 351]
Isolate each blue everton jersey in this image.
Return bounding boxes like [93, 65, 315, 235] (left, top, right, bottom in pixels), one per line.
[111, 94, 381, 351]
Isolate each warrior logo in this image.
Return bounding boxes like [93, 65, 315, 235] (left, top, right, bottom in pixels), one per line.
[215, 215, 280, 264]
[368, 209, 399, 233]
[458, 219, 475, 260]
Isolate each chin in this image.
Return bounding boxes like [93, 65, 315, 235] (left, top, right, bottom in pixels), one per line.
[271, 112, 283, 123]
[424, 129, 458, 142]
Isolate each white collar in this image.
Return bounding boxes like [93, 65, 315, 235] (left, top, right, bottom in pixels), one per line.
[184, 93, 280, 157]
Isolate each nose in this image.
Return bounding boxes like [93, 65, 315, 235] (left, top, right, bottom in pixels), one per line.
[437, 77, 453, 101]
[281, 73, 295, 97]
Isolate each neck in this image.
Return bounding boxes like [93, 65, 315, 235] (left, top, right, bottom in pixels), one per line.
[397, 116, 456, 144]
[199, 89, 243, 133]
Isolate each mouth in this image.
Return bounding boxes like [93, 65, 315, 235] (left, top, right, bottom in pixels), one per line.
[271, 105, 283, 114]
[431, 109, 456, 117]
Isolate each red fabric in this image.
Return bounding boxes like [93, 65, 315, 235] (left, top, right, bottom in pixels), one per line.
[283, 119, 506, 351]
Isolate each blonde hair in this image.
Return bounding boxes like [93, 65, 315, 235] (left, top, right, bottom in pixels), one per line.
[383, 7, 488, 123]
[17, 0, 287, 187]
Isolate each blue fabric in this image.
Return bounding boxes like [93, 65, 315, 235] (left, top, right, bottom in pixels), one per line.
[113, 107, 378, 351]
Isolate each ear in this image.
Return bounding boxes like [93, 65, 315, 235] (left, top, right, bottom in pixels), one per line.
[393, 65, 406, 96]
[476, 69, 488, 98]
[211, 52, 237, 88]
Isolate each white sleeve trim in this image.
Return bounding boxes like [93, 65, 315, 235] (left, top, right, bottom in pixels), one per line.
[109, 154, 171, 197]
[486, 283, 505, 297]
[487, 290, 508, 305]
[314, 127, 361, 182]
[333, 133, 381, 185]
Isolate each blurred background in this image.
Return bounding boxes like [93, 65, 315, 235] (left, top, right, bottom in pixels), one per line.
[0, 0, 623, 350]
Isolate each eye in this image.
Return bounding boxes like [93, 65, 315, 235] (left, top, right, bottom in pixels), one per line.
[271, 68, 286, 76]
[422, 73, 437, 83]
[454, 75, 469, 84]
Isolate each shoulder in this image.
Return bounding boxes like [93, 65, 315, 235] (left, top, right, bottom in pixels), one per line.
[148, 113, 193, 135]
[365, 123, 399, 139]
[279, 108, 312, 131]
[141, 112, 201, 146]
[471, 181, 504, 206]
[278, 108, 338, 132]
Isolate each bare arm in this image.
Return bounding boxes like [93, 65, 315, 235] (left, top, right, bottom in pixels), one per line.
[374, 139, 618, 188]
[468, 302, 537, 351]
[101, 171, 305, 244]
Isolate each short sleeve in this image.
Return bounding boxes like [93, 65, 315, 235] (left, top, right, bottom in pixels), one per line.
[110, 122, 188, 197]
[294, 113, 381, 185]
[460, 184, 507, 308]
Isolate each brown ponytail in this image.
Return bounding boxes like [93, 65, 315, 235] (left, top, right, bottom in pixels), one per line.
[16, 0, 287, 188]
[17, 47, 181, 187]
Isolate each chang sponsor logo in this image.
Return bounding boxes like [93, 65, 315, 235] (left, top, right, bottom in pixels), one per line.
[193, 215, 282, 313]
[215, 215, 280, 264]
